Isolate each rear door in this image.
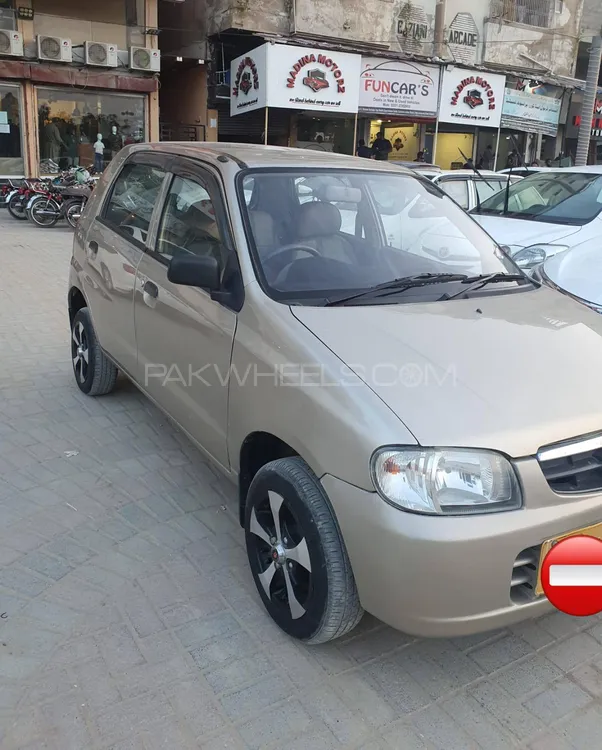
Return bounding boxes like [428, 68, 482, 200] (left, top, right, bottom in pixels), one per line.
[81, 153, 170, 376]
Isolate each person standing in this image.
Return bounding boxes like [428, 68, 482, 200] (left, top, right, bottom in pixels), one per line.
[371, 131, 392, 161]
[479, 144, 494, 170]
[356, 139, 372, 158]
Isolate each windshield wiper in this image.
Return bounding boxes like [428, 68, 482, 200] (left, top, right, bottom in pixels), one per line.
[439, 273, 527, 301]
[324, 273, 469, 306]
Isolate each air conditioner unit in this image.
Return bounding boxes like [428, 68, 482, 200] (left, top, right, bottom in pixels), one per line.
[37, 35, 73, 63]
[130, 46, 161, 72]
[0, 30, 23, 57]
[85, 41, 118, 68]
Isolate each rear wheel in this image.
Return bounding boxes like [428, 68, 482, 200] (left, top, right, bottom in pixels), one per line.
[245, 457, 363, 644]
[8, 193, 27, 220]
[71, 307, 118, 396]
[29, 197, 60, 227]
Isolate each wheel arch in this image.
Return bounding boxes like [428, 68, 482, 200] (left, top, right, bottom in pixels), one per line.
[68, 285, 88, 326]
[238, 431, 302, 526]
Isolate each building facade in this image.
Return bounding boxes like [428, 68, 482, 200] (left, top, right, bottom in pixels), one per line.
[0, 0, 159, 177]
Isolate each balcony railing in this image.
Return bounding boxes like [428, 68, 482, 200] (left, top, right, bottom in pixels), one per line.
[491, 0, 553, 28]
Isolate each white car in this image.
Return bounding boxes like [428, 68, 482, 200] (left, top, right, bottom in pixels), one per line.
[418, 170, 521, 211]
[471, 166, 602, 270]
[537, 238, 602, 313]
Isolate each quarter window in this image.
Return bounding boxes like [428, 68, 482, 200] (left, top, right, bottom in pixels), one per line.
[104, 162, 166, 242]
[437, 178, 470, 209]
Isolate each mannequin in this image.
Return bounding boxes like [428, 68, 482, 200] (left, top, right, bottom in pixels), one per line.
[107, 124, 123, 162]
[93, 133, 104, 172]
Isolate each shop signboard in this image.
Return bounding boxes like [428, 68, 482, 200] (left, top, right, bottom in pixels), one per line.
[438, 68, 506, 128]
[501, 89, 561, 136]
[447, 13, 479, 66]
[567, 93, 602, 141]
[358, 58, 439, 118]
[229, 45, 268, 117]
[266, 44, 361, 113]
[395, 1, 433, 57]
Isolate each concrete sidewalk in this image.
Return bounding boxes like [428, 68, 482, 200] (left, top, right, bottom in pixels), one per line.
[1, 213, 602, 750]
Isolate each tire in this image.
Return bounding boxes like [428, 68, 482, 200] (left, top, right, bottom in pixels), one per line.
[71, 307, 118, 396]
[64, 199, 85, 229]
[29, 197, 60, 228]
[245, 456, 363, 644]
[8, 193, 27, 220]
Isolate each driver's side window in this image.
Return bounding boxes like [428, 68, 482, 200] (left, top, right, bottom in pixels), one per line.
[155, 175, 226, 267]
[104, 162, 166, 242]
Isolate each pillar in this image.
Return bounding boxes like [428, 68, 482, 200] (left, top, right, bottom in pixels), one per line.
[145, 0, 159, 141]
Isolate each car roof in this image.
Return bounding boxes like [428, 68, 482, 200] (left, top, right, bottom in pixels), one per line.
[132, 142, 416, 173]
[499, 166, 602, 174]
[430, 169, 506, 178]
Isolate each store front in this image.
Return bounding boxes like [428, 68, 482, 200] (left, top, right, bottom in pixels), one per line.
[499, 79, 563, 168]
[0, 81, 24, 176]
[434, 67, 506, 169]
[358, 57, 440, 162]
[229, 43, 361, 154]
[37, 87, 146, 173]
[565, 91, 602, 165]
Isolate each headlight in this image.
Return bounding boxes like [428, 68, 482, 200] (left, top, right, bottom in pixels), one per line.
[512, 244, 568, 270]
[371, 447, 522, 515]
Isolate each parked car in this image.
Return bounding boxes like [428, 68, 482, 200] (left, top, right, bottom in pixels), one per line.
[418, 169, 522, 211]
[471, 166, 602, 270]
[69, 143, 602, 642]
[535, 237, 602, 313]
[497, 167, 551, 178]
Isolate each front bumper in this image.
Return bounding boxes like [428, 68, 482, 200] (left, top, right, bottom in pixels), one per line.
[322, 461, 602, 637]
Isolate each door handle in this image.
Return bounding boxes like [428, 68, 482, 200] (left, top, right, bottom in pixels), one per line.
[143, 280, 159, 299]
[88, 240, 98, 256]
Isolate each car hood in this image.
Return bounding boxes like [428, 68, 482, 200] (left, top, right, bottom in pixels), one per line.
[472, 214, 581, 249]
[543, 243, 602, 307]
[292, 287, 602, 457]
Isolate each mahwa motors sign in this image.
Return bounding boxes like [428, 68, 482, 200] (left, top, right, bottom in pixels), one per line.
[438, 68, 506, 127]
[359, 58, 439, 118]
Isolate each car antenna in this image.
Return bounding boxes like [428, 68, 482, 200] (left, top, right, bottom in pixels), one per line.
[458, 147, 493, 212]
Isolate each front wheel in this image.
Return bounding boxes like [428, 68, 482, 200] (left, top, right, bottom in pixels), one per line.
[64, 199, 85, 229]
[8, 193, 27, 220]
[245, 457, 363, 644]
[29, 197, 60, 227]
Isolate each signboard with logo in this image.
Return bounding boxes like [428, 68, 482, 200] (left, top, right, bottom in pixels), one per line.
[438, 68, 506, 127]
[359, 58, 439, 118]
[267, 43, 361, 113]
[230, 46, 268, 116]
[447, 13, 479, 66]
[501, 89, 561, 136]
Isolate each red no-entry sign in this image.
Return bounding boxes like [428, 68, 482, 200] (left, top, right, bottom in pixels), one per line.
[541, 535, 602, 616]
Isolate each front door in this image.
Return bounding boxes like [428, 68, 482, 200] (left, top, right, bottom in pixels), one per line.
[81, 154, 169, 375]
[133, 159, 237, 469]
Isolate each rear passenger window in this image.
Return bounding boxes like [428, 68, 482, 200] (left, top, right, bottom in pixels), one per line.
[103, 162, 166, 242]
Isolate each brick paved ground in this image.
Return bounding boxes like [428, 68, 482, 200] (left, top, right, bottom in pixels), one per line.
[1, 213, 602, 750]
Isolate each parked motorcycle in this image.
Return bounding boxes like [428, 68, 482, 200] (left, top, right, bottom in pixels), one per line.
[27, 184, 93, 228]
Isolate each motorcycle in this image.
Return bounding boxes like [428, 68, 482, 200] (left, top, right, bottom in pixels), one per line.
[27, 184, 92, 228]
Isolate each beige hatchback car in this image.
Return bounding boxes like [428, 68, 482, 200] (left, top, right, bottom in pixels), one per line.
[69, 142, 602, 643]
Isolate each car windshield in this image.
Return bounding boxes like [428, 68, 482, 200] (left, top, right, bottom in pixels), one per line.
[473, 171, 602, 225]
[238, 169, 520, 305]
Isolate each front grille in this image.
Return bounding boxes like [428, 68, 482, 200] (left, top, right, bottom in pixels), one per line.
[538, 434, 602, 494]
[510, 546, 541, 604]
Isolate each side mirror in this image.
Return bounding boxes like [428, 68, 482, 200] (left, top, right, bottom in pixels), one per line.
[167, 254, 220, 291]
